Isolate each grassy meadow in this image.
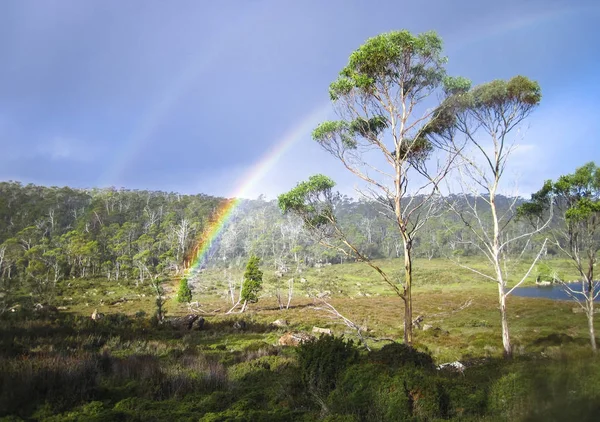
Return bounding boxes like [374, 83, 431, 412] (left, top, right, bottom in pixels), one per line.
[1, 257, 599, 421]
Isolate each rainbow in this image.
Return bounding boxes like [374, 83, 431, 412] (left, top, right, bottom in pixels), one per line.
[185, 102, 331, 272]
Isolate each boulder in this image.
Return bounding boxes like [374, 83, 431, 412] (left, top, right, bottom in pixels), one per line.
[271, 319, 289, 328]
[422, 324, 433, 331]
[180, 314, 201, 330]
[438, 361, 466, 373]
[192, 317, 205, 331]
[278, 331, 314, 346]
[34, 303, 58, 314]
[312, 326, 332, 335]
[166, 314, 200, 330]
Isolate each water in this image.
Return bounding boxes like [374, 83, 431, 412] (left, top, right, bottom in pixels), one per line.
[512, 282, 600, 302]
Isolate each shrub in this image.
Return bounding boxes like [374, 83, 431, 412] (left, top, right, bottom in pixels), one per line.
[296, 336, 358, 410]
[329, 363, 443, 421]
[488, 371, 531, 419]
[368, 342, 435, 370]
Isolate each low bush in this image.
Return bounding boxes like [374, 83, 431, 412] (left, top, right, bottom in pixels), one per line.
[296, 335, 359, 409]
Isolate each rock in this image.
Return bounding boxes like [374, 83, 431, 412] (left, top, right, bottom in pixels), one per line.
[272, 319, 289, 328]
[300, 278, 307, 283]
[438, 361, 466, 373]
[166, 314, 200, 330]
[278, 331, 314, 346]
[312, 326, 332, 335]
[535, 281, 553, 287]
[233, 320, 247, 330]
[422, 324, 433, 331]
[34, 303, 58, 314]
[192, 317, 205, 330]
[181, 314, 200, 330]
[91, 309, 105, 321]
[316, 291, 331, 299]
[57, 306, 68, 311]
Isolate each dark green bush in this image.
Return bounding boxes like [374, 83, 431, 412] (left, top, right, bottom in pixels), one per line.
[329, 362, 443, 421]
[368, 342, 435, 370]
[296, 336, 358, 407]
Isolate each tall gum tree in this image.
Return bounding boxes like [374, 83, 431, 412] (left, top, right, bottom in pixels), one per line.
[280, 30, 461, 345]
[520, 162, 600, 352]
[427, 75, 547, 357]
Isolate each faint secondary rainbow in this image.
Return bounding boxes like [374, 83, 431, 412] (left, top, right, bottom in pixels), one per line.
[185, 102, 332, 272]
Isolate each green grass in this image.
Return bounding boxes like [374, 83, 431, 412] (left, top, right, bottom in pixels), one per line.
[1, 257, 597, 420]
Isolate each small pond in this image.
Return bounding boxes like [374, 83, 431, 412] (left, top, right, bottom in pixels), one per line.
[512, 282, 600, 302]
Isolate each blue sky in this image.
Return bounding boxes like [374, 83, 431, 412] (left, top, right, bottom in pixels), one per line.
[0, 0, 598, 199]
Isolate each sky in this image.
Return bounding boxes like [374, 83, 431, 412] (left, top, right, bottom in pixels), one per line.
[0, 0, 599, 200]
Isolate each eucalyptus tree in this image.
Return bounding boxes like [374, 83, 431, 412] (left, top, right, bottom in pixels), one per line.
[520, 162, 600, 352]
[280, 30, 458, 345]
[426, 75, 547, 357]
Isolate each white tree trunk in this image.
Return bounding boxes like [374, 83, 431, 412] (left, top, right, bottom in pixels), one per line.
[588, 293, 597, 353]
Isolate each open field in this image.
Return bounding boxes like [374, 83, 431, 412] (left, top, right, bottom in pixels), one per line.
[38, 257, 591, 361]
[1, 258, 598, 421]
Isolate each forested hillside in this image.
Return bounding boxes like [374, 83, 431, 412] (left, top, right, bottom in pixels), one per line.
[0, 181, 545, 299]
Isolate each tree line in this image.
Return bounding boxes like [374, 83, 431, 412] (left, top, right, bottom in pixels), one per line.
[0, 181, 543, 295]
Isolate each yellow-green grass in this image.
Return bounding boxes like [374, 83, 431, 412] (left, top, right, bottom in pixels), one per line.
[23, 257, 590, 363]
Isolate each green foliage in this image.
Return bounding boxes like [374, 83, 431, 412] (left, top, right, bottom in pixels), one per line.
[368, 342, 435, 369]
[329, 362, 443, 421]
[488, 371, 532, 418]
[296, 336, 358, 401]
[442, 75, 471, 95]
[428, 75, 541, 145]
[241, 255, 263, 303]
[521, 162, 600, 282]
[330, 30, 446, 100]
[517, 179, 553, 219]
[468, 76, 541, 109]
[176, 277, 192, 303]
[277, 175, 338, 230]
